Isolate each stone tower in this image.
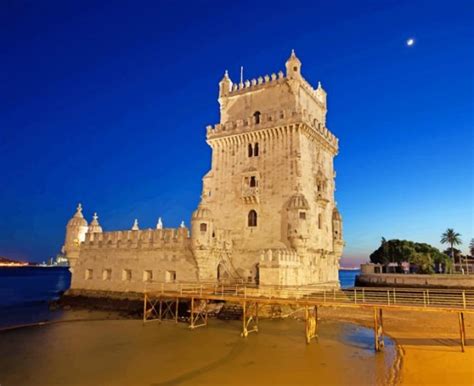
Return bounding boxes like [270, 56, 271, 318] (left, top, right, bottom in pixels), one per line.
[194, 50, 343, 287]
[62, 203, 89, 267]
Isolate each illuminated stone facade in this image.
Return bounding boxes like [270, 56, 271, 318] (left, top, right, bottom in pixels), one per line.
[63, 51, 343, 292]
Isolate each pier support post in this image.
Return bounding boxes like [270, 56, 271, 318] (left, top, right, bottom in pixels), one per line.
[189, 297, 208, 329]
[241, 301, 259, 338]
[458, 312, 466, 352]
[305, 305, 318, 344]
[175, 297, 179, 323]
[374, 308, 384, 352]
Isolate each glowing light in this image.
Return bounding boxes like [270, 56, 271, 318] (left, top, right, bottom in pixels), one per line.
[406, 38, 415, 47]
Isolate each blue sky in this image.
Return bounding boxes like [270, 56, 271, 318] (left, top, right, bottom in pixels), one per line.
[0, 0, 472, 264]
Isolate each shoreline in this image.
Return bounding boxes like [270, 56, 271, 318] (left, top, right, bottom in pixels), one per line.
[2, 298, 473, 385]
[0, 311, 397, 386]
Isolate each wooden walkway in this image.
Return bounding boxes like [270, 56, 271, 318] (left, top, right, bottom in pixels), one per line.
[143, 283, 474, 352]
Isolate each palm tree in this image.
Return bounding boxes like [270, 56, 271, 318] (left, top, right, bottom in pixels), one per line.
[441, 229, 462, 268]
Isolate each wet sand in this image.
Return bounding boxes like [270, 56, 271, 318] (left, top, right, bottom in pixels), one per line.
[321, 307, 474, 385]
[0, 317, 396, 386]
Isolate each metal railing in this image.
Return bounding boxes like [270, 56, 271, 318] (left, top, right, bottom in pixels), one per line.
[143, 282, 474, 311]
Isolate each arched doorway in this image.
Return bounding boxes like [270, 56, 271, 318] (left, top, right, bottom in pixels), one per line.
[217, 262, 229, 282]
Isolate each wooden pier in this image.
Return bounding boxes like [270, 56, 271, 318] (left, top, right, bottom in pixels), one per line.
[143, 283, 473, 352]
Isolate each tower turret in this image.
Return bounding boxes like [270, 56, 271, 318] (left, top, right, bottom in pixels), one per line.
[191, 205, 214, 250]
[285, 49, 302, 79]
[63, 203, 89, 266]
[286, 193, 310, 249]
[88, 212, 103, 234]
[218, 70, 232, 98]
[332, 207, 344, 255]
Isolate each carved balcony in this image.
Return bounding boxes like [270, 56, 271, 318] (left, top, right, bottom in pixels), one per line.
[242, 186, 259, 204]
[316, 192, 329, 208]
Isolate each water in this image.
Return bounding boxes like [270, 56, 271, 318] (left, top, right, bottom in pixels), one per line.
[0, 268, 358, 329]
[339, 268, 359, 288]
[0, 266, 70, 328]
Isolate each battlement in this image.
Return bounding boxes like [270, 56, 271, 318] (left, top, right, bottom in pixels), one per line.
[82, 227, 190, 250]
[206, 108, 338, 151]
[260, 249, 301, 268]
[227, 70, 286, 95]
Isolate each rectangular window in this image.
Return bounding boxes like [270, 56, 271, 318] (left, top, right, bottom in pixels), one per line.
[299, 212, 306, 220]
[85, 269, 93, 280]
[200, 223, 207, 232]
[122, 269, 132, 281]
[143, 270, 153, 282]
[102, 269, 112, 281]
[165, 270, 177, 283]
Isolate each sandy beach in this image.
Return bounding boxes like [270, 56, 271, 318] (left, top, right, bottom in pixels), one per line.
[0, 313, 395, 386]
[0, 304, 472, 385]
[321, 307, 474, 385]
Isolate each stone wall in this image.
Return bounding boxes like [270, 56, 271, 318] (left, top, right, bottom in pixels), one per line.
[356, 273, 474, 289]
[70, 227, 198, 292]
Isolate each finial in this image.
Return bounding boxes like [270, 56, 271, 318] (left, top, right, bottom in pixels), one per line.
[93, 212, 98, 221]
[317, 81, 322, 89]
[156, 217, 163, 229]
[132, 219, 139, 231]
[291, 49, 295, 56]
[180, 220, 185, 228]
[74, 203, 84, 218]
[224, 69, 229, 77]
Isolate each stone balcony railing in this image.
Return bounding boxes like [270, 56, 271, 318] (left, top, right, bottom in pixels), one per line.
[316, 193, 330, 207]
[242, 186, 259, 204]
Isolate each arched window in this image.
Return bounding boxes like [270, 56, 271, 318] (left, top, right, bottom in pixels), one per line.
[250, 176, 257, 187]
[248, 210, 257, 227]
[248, 143, 253, 157]
[253, 111, 261, 124]
[254, 142, 259, 156]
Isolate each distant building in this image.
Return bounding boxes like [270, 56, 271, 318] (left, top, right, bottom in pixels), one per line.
[62, 51, 344, 292]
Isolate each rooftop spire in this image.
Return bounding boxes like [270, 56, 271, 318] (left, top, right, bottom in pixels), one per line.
[88, 212, 103, 233]
[131, 219, 139, 231]
[156, 217, 163, 229]
[74, 203, 84, 218]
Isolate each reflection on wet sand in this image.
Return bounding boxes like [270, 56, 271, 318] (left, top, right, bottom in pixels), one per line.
[0, 318, 396, 385]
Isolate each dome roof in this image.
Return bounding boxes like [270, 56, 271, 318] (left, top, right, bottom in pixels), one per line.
[332, 207, 342, 221]
[88, 212, 103, 233]
[67, 203, 88, 227]
[287, 193, 310, 210]
[192, 206, 212, 220]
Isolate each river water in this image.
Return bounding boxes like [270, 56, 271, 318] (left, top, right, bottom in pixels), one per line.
[0, 267, 359, 328]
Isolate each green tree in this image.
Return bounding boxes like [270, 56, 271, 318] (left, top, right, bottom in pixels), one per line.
[440, 229, 462, 265]
[369, 239, 449, 274]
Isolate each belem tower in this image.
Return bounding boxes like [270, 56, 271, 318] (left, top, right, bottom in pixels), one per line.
[62, 51, 344, 292]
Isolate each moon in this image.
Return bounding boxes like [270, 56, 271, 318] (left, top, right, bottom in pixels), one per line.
[406, 38, 415, 47]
